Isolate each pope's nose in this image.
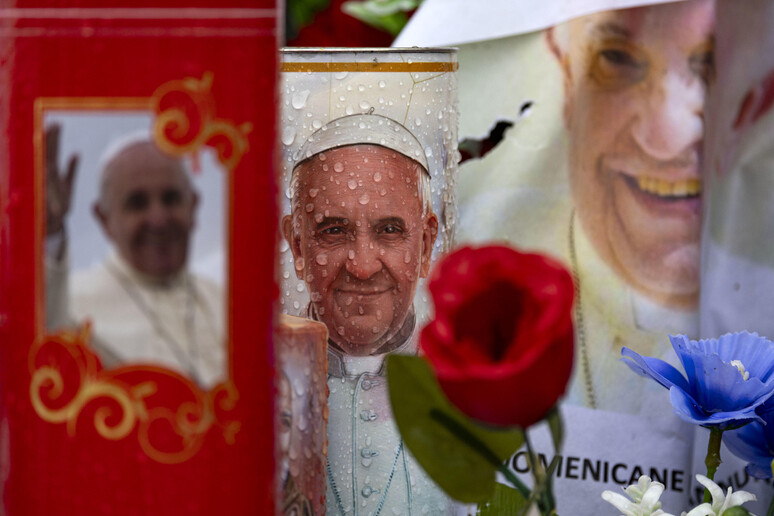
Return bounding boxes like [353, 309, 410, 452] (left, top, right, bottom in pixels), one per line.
[631, 68, 704, 161]
[344, 240, 384, 280]
[144, 198, 172, 227]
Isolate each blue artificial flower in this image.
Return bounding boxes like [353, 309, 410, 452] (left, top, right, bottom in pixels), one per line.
[622, 332, 774, 430]
[724, 402, 774, 479]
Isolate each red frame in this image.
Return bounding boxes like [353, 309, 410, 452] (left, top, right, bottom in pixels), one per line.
[0, 3, 278, 514]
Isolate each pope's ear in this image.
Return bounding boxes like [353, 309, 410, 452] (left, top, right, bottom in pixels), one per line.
[420, 213, 438, 278]
[282, 214, 304, 280]
[92, 202, 112, 239]
[545, 25, 574, 127]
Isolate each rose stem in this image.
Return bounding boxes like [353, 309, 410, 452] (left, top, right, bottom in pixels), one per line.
[524, 431, 554, 514]
[428, 409, 531, 500]
[703, 428, 724, 504]
[767, 487, 774, 516]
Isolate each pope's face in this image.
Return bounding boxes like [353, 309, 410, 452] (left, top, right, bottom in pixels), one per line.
[561, 0, 714, 308]
[95, 143, 197, 280]
[284, 145, 437, 356]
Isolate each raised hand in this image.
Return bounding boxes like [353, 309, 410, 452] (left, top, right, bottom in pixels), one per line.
[45, 124, 79, 236]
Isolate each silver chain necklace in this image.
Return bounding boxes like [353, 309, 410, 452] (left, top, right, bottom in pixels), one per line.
[105, 260, 211, 385]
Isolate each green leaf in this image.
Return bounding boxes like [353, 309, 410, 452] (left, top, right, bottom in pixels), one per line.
[342, 0, 421, 36]
[387, 355, 525, 503]
[286, 0, 331, 39]
[477, 483, 530, 516]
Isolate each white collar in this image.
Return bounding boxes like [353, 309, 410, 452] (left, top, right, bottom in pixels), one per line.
[327, 311, 417, 379]
[107, 249, 188, 289]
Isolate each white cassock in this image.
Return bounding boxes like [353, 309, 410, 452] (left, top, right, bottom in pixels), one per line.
[566, 215, 698, 414]
[324, 313, 460, 516]
[47, 250, 225, 389]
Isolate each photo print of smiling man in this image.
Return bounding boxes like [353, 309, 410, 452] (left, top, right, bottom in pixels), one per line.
[438, 0, 714, 415]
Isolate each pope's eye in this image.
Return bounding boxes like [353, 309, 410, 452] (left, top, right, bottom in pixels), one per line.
[383, 225, 401, 234]
[321, 226, 345, 235]
[690, 50, 714, 85]
[600, 49, 638, 67]
[590, 42, 648, 89]
[161, 189, 183, 207]
[124, 192, 149, 211]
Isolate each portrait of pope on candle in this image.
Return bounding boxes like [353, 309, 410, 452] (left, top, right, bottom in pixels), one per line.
[282, 113, 438, 358]
[281, 113, 454, 514]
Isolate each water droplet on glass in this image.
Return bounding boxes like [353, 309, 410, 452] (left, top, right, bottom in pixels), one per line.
[334, 162, 344, 173]
[279, 240, 289, 253]
[378, 80, 386, 88]
[296, 283, 305, 292]
[312, 119, 322, 129]
[348, 250, 355, 260]
[305, 203, 314, 213]
[373, 172, 382, 182]
[347, 179, 357, 190]
[309, 188, 319, 198]
[404, 252, 411, 264]
[291, 90, 310, 110]
[334, 71, 348, 80]
[315, 254, 328, 266]
[414, 118, 422, 126]
[314, 213, 323, 223]
[359, 100, 370, 110]
[281, 126, 296, 146]
[357, 84, 365, 92]
[358, 193, 370, 205]
[293, 301, 300, 310]
[282, 270, 290, 279]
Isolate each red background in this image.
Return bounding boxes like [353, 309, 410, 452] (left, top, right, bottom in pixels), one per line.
[0, 2, 278, 514]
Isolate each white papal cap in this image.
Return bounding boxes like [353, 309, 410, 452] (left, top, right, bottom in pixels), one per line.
[292, 113, 430, 175]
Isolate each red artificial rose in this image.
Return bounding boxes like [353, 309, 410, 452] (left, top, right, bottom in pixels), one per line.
[420, 245, 575, 428]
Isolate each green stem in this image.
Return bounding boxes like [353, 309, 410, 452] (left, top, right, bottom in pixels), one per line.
[429, 409, 531, 501]
[524, 432, 554, 515]
[496, 463, 532, 500]
[703, 429, 724, 504]
[767, 492, 774, 516]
